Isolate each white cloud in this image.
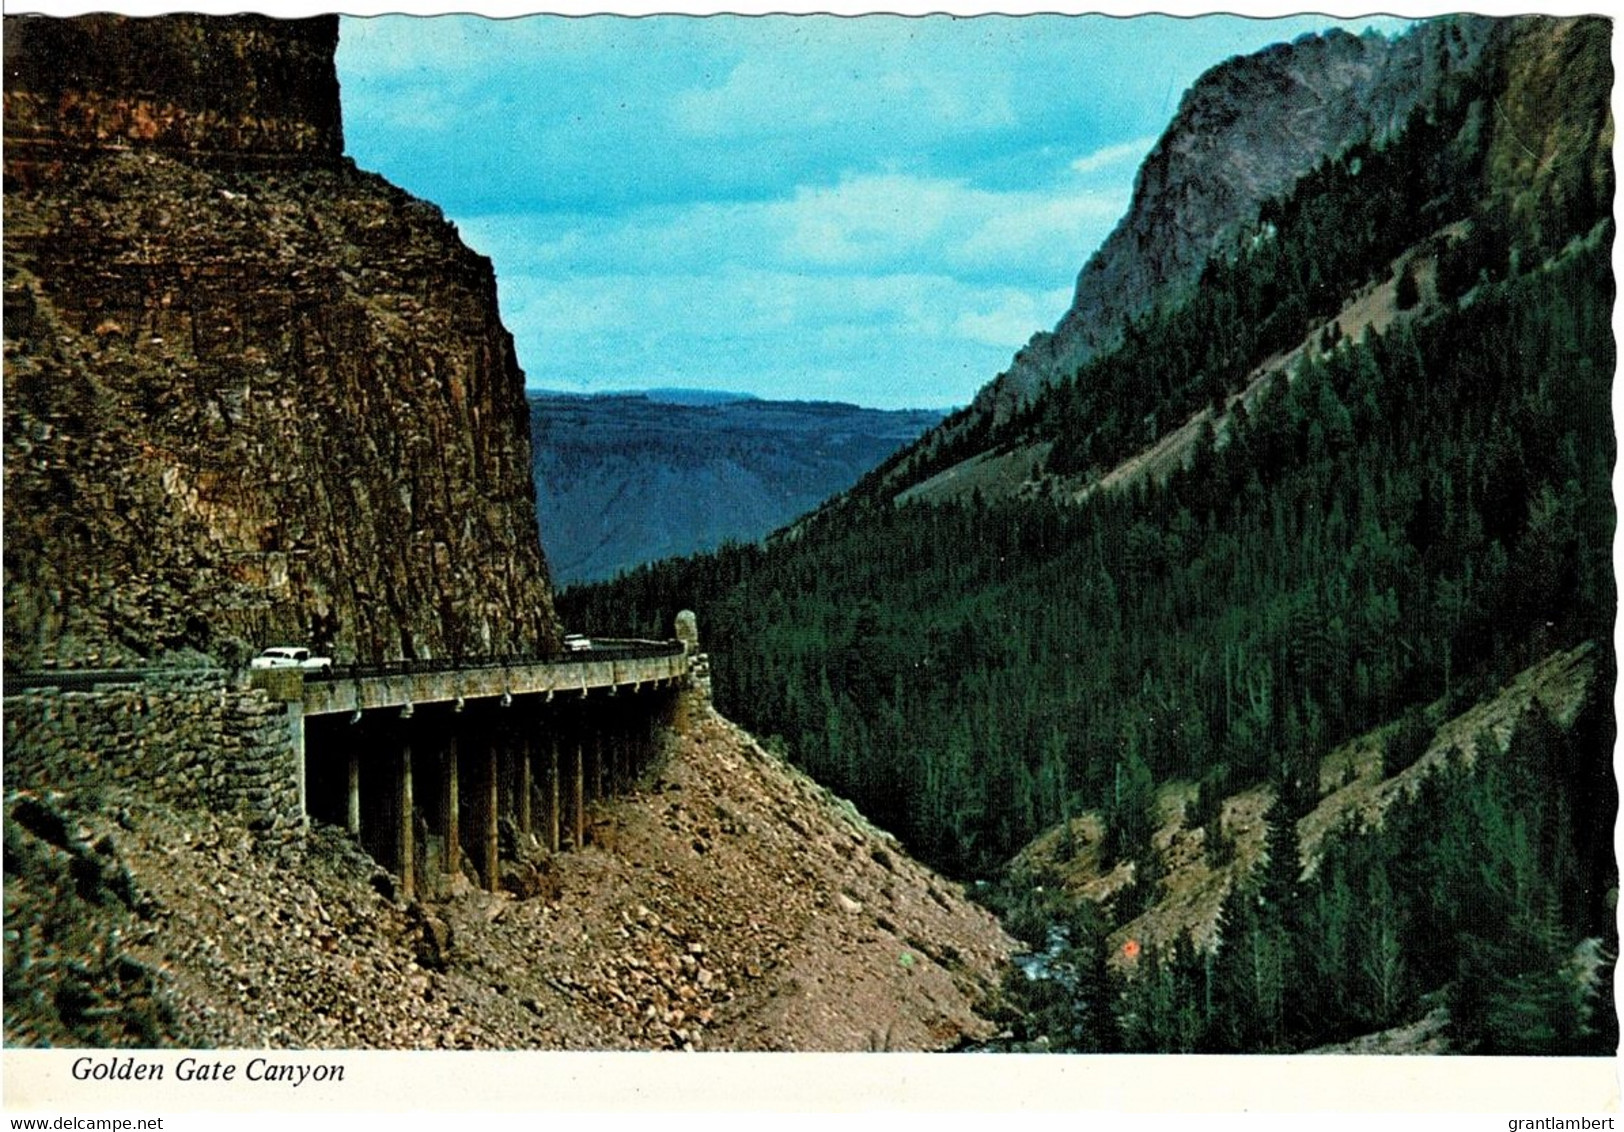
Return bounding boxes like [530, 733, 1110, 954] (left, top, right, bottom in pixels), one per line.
[668, 58, 850, 139]
[666, 39, 1016, 143]
[492, 264, 1067, 408]
[949, 189, 1125, 278]
[1069, 134, 1158, 176]
[953, 287, 1074, 347]
[772, 174, 964, 269]
[463, 169, 1125, 282]
[458, 165, 1124, 407]
[762, 171, 1128, 282]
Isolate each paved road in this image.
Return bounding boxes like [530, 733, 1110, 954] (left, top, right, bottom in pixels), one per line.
[3, 640, 684, 693]
[309, 640, 681, 682]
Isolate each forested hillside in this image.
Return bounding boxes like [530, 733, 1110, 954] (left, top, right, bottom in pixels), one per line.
[558, 15, 1615, 1054]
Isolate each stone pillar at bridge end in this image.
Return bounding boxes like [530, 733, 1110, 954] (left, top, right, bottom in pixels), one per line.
[675, 610, 711, 705]
[675, 610, 700, 654]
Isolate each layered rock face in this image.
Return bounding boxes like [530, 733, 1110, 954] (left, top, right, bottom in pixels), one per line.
[2, 15, 342, 165]
[968, 17, 1497, 426]
[3, 14, 559, 668]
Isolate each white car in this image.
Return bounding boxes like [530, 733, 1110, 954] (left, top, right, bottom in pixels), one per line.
[563, 634, 593, 653]
[249, 646, 333, 673]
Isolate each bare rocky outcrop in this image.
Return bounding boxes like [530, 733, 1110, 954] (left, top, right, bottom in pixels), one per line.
[967, 18, 1497, 427]
[3, 14, 559, 668]
[875, 17, 1503, 500]
[2, 15, 343, 167]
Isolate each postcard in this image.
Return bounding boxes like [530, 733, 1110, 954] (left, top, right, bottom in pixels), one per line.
[3, 0, 1618, 1122]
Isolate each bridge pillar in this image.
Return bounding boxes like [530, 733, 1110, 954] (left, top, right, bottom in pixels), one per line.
[547, 734, 561, 853]
[593, 728, 605, 803]
[482, 742, 500, 892]
[397, 744, 415, 901]
[346, 748, 361, 837]
[619, 724, 630, 791]
[519, 733, 534, 838]
[443, 735, 461, 880]
[572, 737, 585, 849]
[290, 702, 307, 827]
[620, 715, 634, 789]
[622, 719, 635, 785]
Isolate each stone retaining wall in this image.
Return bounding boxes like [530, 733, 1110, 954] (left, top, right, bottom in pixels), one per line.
[3, 671, 301, 833]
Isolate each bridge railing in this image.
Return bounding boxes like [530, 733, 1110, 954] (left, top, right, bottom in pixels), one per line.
[303, 639, 684, 682]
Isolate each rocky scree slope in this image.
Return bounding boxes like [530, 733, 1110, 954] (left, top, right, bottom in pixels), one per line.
[883, 17, 1496, 489]
[4, 700, 1015, 1050]
[3, 14, 558, 669]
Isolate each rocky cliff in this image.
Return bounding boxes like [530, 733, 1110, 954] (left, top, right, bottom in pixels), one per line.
[3, 14, 559, 668]
[2, 15, 342, 166]
[964, 17, 1497, 429]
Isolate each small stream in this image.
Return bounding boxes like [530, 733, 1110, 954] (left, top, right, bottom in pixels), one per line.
[954, 920, 1091, 1052]
[956, 881, 1103, 1051]
[1012, 922, 1077, 988]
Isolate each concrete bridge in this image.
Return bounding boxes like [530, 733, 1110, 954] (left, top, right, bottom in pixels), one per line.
[248, 639, 694, 900]
[293, 641, 688, 716]
[6, 626, 705, 901]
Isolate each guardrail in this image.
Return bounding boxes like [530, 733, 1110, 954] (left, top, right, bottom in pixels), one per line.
[3, 640, 686, 692]
[303, 639, 683, 682]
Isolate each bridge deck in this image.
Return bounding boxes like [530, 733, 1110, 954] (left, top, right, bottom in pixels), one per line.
[298, 642, 688, 716]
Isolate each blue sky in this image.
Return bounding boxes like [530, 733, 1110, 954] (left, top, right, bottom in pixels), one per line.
[336, 14, 1412, 410]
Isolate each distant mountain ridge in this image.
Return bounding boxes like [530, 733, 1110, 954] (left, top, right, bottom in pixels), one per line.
[530, 392, 942, 585]
[535, 387, 761, 407]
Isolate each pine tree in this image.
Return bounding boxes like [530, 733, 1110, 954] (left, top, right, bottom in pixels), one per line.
[1396, 258, 1421, 310]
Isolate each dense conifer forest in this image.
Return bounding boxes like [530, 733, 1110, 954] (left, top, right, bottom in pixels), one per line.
[559, 17, 1616, 1053]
